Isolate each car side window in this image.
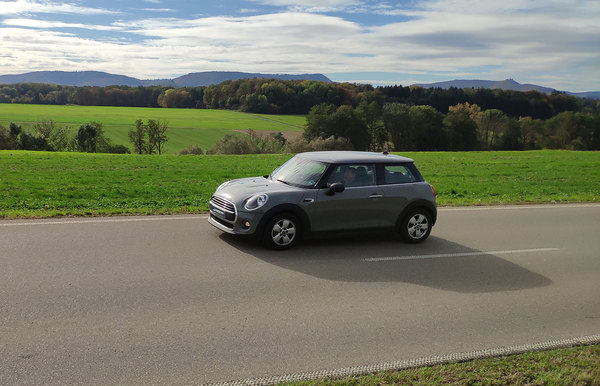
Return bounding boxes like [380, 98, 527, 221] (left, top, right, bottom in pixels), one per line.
[326, 164, 376, 187]
[383, 165, 416, 184]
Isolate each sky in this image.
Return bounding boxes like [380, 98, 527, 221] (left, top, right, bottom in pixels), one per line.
[0, 0, 599, 92]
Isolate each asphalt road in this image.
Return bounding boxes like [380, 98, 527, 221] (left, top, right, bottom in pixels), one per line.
[2, 204, 600, 384]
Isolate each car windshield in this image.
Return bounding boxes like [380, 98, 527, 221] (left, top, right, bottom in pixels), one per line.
[271, 156, 327, 188]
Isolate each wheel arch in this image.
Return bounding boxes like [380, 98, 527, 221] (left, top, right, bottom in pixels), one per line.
[257, 204, 311, 239]
[397, 199, 437, 227]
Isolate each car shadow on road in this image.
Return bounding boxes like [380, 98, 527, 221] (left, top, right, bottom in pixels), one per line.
[218, 233, 553, 294]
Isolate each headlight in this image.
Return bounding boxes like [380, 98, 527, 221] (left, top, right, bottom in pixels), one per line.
[244, 194, 268, 210]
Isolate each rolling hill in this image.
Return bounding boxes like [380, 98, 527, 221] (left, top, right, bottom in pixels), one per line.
[413, 78, 599, 99]
[171, 71, 331, 86]
[1, 71, 597, 99]
[0, 71, 331, 87]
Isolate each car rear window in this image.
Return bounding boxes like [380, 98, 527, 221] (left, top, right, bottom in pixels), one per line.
[383, 165, 416, 184]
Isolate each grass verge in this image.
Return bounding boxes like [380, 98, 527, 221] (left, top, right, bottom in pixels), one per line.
[1, 150, 599, 218]
[287, 344, 600, 385]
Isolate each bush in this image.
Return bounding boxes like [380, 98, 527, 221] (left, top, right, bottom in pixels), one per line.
[178, 144, 204, 155]
[208, 134, 260, 154]
[287, 136, 354, 153]
[105, 144, 131, 154]
[32, 120, 70, 152]
[18, 131, 54, 151]
[208, 130, 287, 154]
[0, 125, 16, 150]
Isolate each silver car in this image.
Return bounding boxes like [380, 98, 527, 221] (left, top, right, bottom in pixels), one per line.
[209, 151, 437, 249]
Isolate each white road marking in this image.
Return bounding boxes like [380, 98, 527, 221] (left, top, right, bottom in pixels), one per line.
[364, 248, 559, 262]
[0, 216, 208, 227]
[1, 203, 597, 227]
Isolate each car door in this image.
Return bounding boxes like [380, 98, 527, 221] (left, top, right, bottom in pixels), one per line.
[308, 164, 386, 232]
[376, 163, 421, 226]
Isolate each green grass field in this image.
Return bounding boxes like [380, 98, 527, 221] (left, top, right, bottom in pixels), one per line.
[1, 150, 598, 218]
[0, 103, 306, 152]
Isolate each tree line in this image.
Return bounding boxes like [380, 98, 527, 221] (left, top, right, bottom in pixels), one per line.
[0, 121, 124, 153]
[2, 79, 599, 153]
[0, 119, 168, 154]
[303, 102, 600, 151]
[178, 102, 600, 154]
[1, 79, 598, 120]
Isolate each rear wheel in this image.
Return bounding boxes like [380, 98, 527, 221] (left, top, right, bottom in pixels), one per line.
[263, 213, 300, 250]
[398, 208, 432, 243]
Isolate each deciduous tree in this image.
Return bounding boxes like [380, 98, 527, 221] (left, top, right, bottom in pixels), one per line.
[128, 119, 146, 155]
[76, 122, 104, 153]
[383, 103, 411, 151]
[443, 110, 479, 150]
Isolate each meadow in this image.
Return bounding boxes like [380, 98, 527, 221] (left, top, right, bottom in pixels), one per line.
[1, 150, 598, 218]
[0, 104, 306, 152]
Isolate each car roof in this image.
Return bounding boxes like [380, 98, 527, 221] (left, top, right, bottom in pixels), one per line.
[296, 151, 414, 164]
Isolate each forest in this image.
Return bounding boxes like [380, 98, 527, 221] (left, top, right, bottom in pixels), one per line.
[1, 79, 597, 118]
[1, 79, 599, 152]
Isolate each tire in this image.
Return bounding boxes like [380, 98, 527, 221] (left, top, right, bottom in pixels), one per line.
[263, 213, 301, 250]
[398, 208, 432, 243]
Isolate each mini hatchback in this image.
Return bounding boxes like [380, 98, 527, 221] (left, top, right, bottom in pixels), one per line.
[209, 151, 437, 249]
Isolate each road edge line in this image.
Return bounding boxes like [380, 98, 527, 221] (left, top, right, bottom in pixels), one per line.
[438, 203, 600, 211]
[207, 334, 600, 386]
[0, 215, 209, 227]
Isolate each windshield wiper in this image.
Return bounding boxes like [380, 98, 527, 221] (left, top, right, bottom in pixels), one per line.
[277, 179, 292, 186]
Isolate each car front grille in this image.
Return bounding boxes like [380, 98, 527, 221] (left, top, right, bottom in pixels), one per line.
[210, 195, 236, 213]
[210, 195, 238, 224]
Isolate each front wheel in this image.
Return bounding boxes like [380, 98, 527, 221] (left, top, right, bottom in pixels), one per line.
[263, 213, 300, 250]
[398, 208, 432, 243]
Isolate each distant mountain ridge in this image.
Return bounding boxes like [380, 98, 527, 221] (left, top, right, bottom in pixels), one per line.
[413, 78, 600, 99]
[1, 72, 598, 99]
[171, 71, 331, 86]
[0, 70, 332, 87]
[0, 71, 143, 87]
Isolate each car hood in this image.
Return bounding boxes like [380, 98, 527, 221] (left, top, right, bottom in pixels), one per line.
[214, 176, 301, 203]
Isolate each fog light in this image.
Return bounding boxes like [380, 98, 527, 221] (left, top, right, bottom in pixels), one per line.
[243, 221, 251, 229]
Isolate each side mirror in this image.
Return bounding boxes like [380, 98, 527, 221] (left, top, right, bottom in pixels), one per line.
[326, 182, 345, 196]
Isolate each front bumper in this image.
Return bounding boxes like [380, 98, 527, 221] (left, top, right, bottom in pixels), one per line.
[208, 211, 262, 235]
[208, 196, 262, 235]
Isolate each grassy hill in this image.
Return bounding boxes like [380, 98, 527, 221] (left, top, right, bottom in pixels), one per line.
[0, 104, 306, 153]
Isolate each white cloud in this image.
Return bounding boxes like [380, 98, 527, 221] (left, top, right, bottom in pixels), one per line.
[0, 0, 598, 91]
[138, 8, 175, 13]
[247, 0, 361, 7]
[246, 0, 365, 13]
[0, 0, 120, 15]
[2, 18, 123, 31]
[238, 8, 261, 14]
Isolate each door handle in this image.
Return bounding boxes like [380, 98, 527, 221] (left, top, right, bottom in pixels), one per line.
[369, 194, 383, 199]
